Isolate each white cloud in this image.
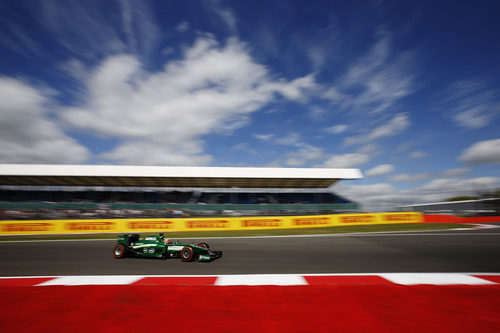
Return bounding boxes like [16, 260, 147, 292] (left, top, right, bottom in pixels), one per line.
[440, 168, 469, 177]
[390, 173, 432, 182]
[365, 164, 394, 177]
[454, 108, 493, 129]
[61, 36, 318, 165]
[275, 133, 302, 146]
[333, 182, 408, 212]
[322, 86, 346, 102]
[418, 177, 499, 198]
[254, 133, 274, 141]
[334, 176, 500, 212]
[357, 143, 382, 155]
[410, 151, 426, 159]
[344, 113, 409, 146]
[325, 124, 348, 135]
[0, 77, 89, 163]
[285, 145, 324, 167]
[387, 168, 469, 183]
[459, 138, 500, 165]
[320, 153, 370, 168]
[269, 74, 318, 102]
[175, 21, 190, 33]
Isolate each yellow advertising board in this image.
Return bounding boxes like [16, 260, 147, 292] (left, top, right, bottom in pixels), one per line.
[0, 212, 423, 236]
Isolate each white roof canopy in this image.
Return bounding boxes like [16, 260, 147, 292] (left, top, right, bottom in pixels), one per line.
[0, 164, 363, 188]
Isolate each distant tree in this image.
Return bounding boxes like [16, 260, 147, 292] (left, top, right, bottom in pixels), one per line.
[480, 188, 500, 199]
[446, 196, 478, 202]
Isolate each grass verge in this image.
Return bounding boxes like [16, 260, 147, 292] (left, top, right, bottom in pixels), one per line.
[0, 223, 473, 241]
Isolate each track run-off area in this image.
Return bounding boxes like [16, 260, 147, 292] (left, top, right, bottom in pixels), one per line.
[1, 224, 500, 331]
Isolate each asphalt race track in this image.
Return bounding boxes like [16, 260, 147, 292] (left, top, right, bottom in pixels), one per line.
[1, 225, 500, 276]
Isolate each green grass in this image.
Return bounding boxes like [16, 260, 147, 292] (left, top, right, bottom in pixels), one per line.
[0, 223, 472, 241]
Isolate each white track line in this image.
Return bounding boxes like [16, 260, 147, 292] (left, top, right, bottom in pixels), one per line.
[37, 275, 143, 286]
[379, 273, 496, 285]
[215, 274, 308, 286]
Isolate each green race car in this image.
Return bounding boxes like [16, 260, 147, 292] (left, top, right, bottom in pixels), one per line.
[113, 233, 222, 262]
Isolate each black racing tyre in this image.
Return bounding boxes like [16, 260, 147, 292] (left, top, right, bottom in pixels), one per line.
[113, 244, 126, 258]
[181, 246, 194, 262]
[197, 242, 210, 249]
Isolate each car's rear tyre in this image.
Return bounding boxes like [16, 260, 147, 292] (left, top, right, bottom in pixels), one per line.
[113, 244, 126, 258]
[181, 246, 194, 262]
[197, 242, 210, 249]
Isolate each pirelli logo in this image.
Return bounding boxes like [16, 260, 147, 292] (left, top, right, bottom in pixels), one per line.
[382, 214, 418, 222]
[65, 221, 115, 231]
[293, 217, 330, 226]
[186, 220, 229, 228]
[2, 222, 53, 232]
[128, 221, 173, 230]
[341, 215, 375, 224]
[241, 219, 282, 228]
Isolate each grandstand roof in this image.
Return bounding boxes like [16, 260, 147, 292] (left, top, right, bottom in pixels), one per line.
[0, 164, 362, 188]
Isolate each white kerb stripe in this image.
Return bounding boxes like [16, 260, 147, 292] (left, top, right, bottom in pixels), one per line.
[379, 273, 496, 285]
[37, 275, 143, 286]
[215, 274, 307, 286]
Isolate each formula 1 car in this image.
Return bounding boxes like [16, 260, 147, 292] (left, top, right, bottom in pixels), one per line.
[113, 233, 222, 262]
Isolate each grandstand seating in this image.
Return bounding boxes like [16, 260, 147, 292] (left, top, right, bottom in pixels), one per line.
[0, 188, 359, 219]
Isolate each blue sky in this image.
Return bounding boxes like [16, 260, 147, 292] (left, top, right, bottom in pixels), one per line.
[1, 0, 499, 210]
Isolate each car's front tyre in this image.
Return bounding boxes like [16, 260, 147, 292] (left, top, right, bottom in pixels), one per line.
[113, 244, 126, 258]
[181, 246, 194, 262]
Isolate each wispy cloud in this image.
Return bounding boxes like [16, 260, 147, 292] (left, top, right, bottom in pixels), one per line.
[33, 1, 126, 58]
[0, 21, 46, 58]
[324, 31, 416, 115]
[206, 0, 238, 33]
[7, 0, 159, 61]
[254, 133, 275, 141]
[118, 0, 160, 56]
[324, 124, 348, 135]
[344, 113, 410, 146]
[443, 80, 499, 129]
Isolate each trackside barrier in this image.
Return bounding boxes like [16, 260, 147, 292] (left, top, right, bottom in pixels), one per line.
[0, 212, 423, 236]
[423, 215, 500, 223]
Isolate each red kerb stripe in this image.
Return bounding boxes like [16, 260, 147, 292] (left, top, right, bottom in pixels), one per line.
[471, 275, 500, 284]
[0, 277, 55, 286]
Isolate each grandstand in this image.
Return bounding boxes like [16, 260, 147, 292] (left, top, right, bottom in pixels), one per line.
[0, 164, 362, 219]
